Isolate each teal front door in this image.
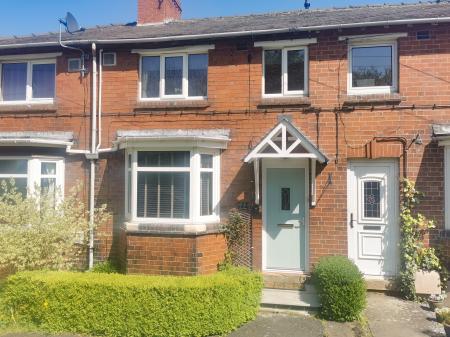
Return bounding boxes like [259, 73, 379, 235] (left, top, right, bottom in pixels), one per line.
[266, 168, 306, 271]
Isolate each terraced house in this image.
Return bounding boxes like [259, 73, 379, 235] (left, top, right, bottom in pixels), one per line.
[1, 0, 450, 282]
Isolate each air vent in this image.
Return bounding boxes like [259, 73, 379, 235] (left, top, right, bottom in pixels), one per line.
[103, 52, 117, 66]
[68, 58, 81, 72]
[417, 31, 430, 40]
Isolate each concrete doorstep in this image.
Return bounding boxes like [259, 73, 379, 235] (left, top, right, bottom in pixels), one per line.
[261, 285, 320, 311]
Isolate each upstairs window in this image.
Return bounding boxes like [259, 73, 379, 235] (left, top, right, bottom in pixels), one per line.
[348, 42, 397, 95]
[263, 47, 308, 97]
[141, 53, 208, 100]
[0, 60, 56, 103]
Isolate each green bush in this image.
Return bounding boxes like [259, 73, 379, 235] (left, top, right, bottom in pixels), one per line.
[1, 268, 262, 337]
[90, 260, 120, 274]
[313, 256, 366, 322]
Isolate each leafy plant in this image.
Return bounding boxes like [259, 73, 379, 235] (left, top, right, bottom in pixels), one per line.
[221, 209, 246, 246]
[313, 256, 366, 322]
[398, 179, 445, 300]
[1, 268, 263, 337]
[91, 261, 120, 274]
[0, 181, 110, 273]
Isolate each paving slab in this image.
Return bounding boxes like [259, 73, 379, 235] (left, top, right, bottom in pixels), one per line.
[366, 292, 445, 337]
[228, 311, 324, 337]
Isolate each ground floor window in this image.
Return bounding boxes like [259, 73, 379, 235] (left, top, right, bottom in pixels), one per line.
[0, 157, 64, 200]
[125, 149, 220, 224]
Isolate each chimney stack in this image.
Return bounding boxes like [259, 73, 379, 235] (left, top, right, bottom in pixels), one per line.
[138, 0, 182, 25]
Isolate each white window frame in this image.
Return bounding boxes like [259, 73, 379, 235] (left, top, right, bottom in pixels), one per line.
[125, 148, 220, 225]
[262, 46, 309, 98]
[68, 58, 81, 72]
[445, 147, 450, 230]
[347, 41, 398, 95]
[0, 156, 64, 200]
[102, 52, 117, 66]
[0, 59, 56, 104]
[139, 52, 208, 101]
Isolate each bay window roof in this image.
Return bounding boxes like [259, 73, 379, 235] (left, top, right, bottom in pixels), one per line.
[115, 129, 231, 149]
[0, 131, 74, 148]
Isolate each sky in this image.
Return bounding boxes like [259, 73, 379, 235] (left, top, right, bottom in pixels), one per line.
[1, 0, 420, 37]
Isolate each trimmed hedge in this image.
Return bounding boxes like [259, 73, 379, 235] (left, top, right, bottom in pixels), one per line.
[1, 268, 262, 337]
[313, 256, 366, 322]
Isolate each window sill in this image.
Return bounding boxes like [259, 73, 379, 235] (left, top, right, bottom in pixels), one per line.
[134, 99, 210, 111]
[0, 102, 57, 113]
[124, 221, 222, 236]
[257, 96, 311, 108]
[342, 93, 403, 106]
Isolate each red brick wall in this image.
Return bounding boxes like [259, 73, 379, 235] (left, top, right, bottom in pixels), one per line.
[138, 0, 181, 25]
[1, 23, 450, 273]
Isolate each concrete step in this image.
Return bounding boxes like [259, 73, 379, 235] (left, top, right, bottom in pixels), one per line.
[261, 287, 321, 311]
[263, 273, 309, 290]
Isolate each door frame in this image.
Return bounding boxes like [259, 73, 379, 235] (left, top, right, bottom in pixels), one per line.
[262, 158, 310, 273]
[347, 159, 400, 278]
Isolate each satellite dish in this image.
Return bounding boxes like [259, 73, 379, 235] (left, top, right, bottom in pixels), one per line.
[59, 12, 82, 34]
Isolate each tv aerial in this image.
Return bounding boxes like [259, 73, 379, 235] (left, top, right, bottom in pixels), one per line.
[58, 12, 87, 76]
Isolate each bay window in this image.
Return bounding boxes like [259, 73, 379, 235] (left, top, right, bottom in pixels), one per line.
[0, 157, 64, 199]
[0, 59, 56, 103]
[126, 149, 220, 224]
[140, 52, 208, 100]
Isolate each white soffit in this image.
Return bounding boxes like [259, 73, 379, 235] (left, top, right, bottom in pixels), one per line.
[338, 32, 408, 42]
[254, 38, 317, 48]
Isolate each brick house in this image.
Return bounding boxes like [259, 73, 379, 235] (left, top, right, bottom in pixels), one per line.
[0, 0, 450, 280]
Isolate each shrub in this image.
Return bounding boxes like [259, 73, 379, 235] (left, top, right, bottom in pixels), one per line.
[1, 268, 262, 337]
[313, 256, 366, 322]
[90, 261, 120, 274]
[0, 182, 110, 272]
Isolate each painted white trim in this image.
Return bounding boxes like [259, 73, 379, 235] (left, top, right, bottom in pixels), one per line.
[138, 52, 208, 101]
[262, 158, 310, 273]
[0, 156, 64, 202]
[347, 41, 398, 96]
[0, 58, 56, 103]
[102, 52, 117, 66]
[0, 139, 72, 148]
[338, 32, 408, 42]
[132, 45, 215, 56]
[0, 53, 62, 61]
[254, 38, 317, 48]
[125, 147, 221, 225]
[262, 46, 309, 98]
[445, 147, 450, 230]
[116, 138, 229, 150]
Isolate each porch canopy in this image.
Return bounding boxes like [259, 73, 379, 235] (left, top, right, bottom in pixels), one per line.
[244, 117, 328, 206]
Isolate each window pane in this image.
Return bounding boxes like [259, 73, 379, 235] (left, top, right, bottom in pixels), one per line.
[264, 50, 282, 94]
[138, 151, 190, 168]
[141, 56, 160, 98]
[41, 162, 56, 175]
[165, 56, 183, 95]
[137, 172, 190, 219]
[0, 160, 27, 174]
[41, 178, 56, 206]
[364, 181, 381, 218]
[201, 154, 213, 169]
[188, 54, 208, 97]
[287, 49, 305, 91]
[352, 46, 392, 87]
[1, 63, 27, 101]
[0, 178, 27, 197]
[32, 64, 56, 99]
[201, 172, 213, 216]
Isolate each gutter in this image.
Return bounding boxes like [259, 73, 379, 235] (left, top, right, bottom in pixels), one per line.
[1, 16, 450, 50]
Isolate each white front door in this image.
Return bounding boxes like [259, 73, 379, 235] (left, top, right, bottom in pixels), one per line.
[347, 160, 399, 277]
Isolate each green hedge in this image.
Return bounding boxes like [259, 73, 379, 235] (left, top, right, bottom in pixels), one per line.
[1, 268, 262, 337]
[313, 256, 366, 322]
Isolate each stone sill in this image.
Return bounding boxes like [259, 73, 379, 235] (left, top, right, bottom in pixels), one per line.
[0, 103, 57, 113]
[124, 222, 222, 237]
[134, 99, 210, 111]
[257, 97, 311, 108]
[342, 93, 404, 106]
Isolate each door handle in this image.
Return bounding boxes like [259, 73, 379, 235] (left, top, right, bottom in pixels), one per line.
[350, 213, 355, 228]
